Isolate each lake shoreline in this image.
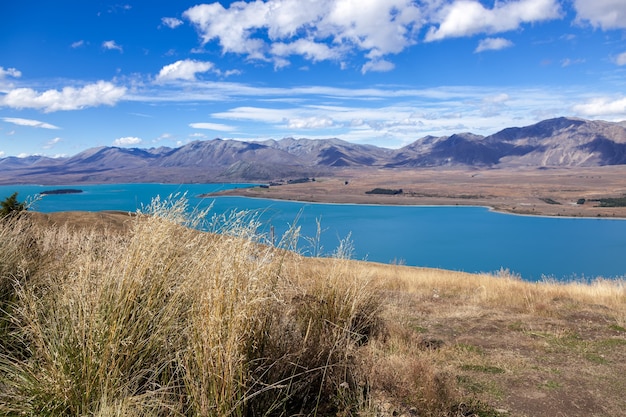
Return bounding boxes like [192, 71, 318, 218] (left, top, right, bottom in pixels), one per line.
[202, 191, 626, 221]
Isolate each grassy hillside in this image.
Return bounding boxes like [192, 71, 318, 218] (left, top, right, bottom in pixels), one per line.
[1, 198, 624, 416]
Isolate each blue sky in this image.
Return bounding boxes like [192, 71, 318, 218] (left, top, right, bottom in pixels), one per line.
[1, 0, 626, 157]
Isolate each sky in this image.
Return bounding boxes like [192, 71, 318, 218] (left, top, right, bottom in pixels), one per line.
[1, 0, 626, 157]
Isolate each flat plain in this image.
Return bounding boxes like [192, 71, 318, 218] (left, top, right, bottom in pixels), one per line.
[210, 166, 626, 218]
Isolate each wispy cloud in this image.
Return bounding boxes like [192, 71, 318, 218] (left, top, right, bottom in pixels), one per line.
[561, 58, 586, 67]
[102, 40, 123, 52]
[475, 37, 514, 53]
[43, 137, 62, 149]
[572, 96, 626, 118]
[71, 40, 85, 48]
[2, 117, 60, 129]
[614, 52, 626, 66]
[161, 17, 183, 29]
[361, 59, 395, 74]
[189, 122, 236, 132]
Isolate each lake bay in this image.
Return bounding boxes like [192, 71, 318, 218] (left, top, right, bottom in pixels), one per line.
[2, 183, 625, 281]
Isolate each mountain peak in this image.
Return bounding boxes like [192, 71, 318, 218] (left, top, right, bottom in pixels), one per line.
[2, 117, 626, 184]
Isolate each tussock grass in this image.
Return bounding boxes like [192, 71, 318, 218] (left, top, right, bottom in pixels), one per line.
[0, 197, 381, 416]
[1, 196, 624, 416]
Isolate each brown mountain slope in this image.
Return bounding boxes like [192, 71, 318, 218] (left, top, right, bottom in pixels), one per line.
[1, 117, 626, 184]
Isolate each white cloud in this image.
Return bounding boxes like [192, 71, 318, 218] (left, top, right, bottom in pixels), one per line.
[561, 58, 585, 67]
[572, 97, 626, 118]
[425, 0, 561, 41]
[271, 39, 341, 63]
[2, 117, 60, 129]
[475, 37, 514, 52]
[0, 81, 126, 112]
[287, 116, 334, 129]
[113, 136, 143, 146]
[0, 67, 22, 78]
[0, 151, 4, 158]
[43, 137, 62, 149]
[361, 59, 395, 74]
[189, 122, 236, 131]
[483, 93, 510, 103]
[102, 40, 123, 52]
[614, 52, 626, 66]
[183, 0, 422, 70]
[573, 0, 626, 30]
[156, 59, 215, 83]
[71, 40, 85, 48]
[161, 17, 183, 29]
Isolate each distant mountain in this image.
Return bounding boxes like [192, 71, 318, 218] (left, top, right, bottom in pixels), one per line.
[1, 117, 626, 185]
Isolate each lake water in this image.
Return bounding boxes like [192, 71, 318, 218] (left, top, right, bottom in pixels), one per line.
[2, 183, 625, 282]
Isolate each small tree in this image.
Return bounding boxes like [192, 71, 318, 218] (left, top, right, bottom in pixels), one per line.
[0, 192, 27, 218]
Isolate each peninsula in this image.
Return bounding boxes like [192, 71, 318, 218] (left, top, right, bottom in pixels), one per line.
[204, 166, 626, 218]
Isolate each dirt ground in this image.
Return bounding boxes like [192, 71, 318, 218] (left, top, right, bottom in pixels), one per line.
[210, 166, 626, 218]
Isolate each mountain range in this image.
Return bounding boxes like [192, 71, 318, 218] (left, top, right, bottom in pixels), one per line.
[2, 117, 626, 185]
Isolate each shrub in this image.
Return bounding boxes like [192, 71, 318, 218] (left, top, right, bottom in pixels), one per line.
[365, 188, 403, 195]
[0, 192, 27, 218]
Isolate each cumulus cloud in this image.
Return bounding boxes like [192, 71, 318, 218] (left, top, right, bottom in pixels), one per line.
[475, 37, 514, 52]
[113, 136, 143, 146]
[572, 97, 626, 117]
[183, 0, 422, 70]
[614, 52, 626, 66]
[189, 122, 236, 131]
[0, 81, 127, 112]
[0, 151, 4, 157]
[156, 59, 215, 82]
[71, 40, 85, 48]
[102, 40, 123, 52]
[425, 0, 561, 41]
[573, 0, 626, 29]
[2, 117, 60, 129]
[0, 67, 22, 78]
[161, 17, 183, 29]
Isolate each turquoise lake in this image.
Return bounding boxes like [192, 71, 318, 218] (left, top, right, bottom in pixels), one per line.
[2, 183, 625, 282]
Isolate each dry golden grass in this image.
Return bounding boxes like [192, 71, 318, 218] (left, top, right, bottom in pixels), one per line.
[1, 200, 624, 416]
[352, 262, 626, 416]
[0, 199, 383, 416]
